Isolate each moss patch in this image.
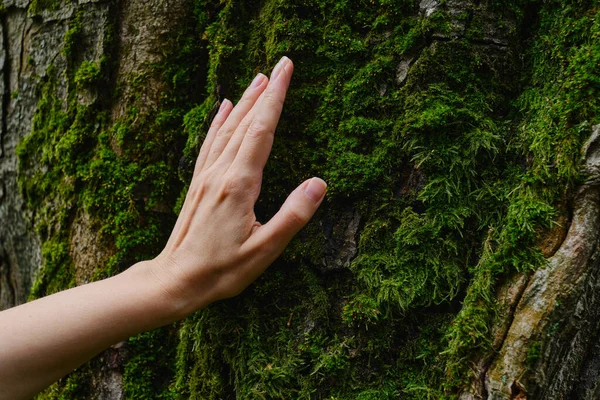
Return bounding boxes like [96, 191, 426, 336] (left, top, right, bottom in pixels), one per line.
[20, 0, 600, 398]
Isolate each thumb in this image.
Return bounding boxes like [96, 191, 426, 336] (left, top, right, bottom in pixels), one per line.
[252, 177, 327, 254]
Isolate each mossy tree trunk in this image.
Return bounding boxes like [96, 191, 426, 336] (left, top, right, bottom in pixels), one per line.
[1, 0, 599, 398]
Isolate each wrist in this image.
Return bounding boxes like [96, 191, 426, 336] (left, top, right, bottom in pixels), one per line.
[124, 255, 214, 323]
[120, 259, 191, 325]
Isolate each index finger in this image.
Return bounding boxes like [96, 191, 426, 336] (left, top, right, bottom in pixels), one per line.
[229, 57, 293, 176]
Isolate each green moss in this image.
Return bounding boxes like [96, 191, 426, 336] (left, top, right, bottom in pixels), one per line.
[63, 11, 83, 60]
[28, 0, 64, 14]
[174, 0, 600, 396]
[20, 1, 208, 396]
[442, 0, 600, 387]
[123, 328, 180, 398]
[341, 294, 381, 329]
[19, 0, 600, 398]
[527, 340, 542, 367]
[29, 239, 76, 299]
[74, 60, 103, 86]
[34, 364, 93, 400]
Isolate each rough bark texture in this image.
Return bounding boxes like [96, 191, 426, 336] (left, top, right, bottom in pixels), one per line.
[1, 0, 599, 398]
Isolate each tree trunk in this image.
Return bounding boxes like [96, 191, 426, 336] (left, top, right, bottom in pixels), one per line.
[1, 0, 599, 398]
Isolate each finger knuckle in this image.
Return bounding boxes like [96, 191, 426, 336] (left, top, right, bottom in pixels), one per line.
[246, 119, 274, 140]
[238, 172, 260, 189]
[221, 173, 257, 197]
[187, 181, 207, 201]
[286, 207, 308, 227]
[215, 126, 233, 139]
[238, 117, 252, 131]
[240, 92, 256, 106]
[264, 90, 284, 109]
[220, 178, 240, 197]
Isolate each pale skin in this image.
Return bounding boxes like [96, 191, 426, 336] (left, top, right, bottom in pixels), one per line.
[0, 57, 327, 400]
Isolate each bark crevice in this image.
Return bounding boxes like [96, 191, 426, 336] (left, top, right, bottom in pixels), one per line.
[484, 125, 600, 399]
[0, 14, 7, 159]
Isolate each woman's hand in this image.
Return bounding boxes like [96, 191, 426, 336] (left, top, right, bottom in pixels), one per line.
[148, 56, 326, 317]
[0, 57, 325, 399]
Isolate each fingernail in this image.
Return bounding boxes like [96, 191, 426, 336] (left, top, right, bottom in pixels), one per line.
[250, 73, 266, 89]
[304, 177, 327, 203]
[270, 56, 289, 81]
[217, 99, 229, 114]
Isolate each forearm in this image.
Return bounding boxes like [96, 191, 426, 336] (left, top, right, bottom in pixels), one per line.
[0, 260, 181, 400]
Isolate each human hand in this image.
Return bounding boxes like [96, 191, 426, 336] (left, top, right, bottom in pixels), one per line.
[0, 57, 326, 400]
[151, 57, 327, 317]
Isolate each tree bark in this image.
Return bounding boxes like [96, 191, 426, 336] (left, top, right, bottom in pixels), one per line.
[1, 0, 599, 398]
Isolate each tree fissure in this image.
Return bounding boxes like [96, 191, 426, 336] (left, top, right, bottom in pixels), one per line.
[0, 13, 7, 160]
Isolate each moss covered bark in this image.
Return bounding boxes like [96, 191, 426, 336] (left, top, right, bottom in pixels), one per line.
[5, 0, 600, 398]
